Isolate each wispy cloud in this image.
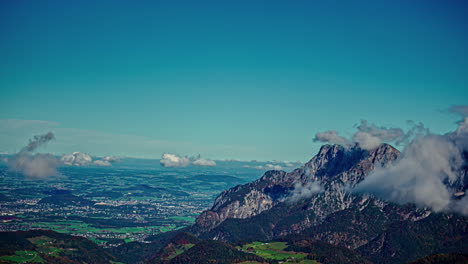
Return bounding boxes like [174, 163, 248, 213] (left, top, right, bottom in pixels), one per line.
[314, 120, 428, 150]
[284, 181, 323, 203]
[6, 132, 60, 179]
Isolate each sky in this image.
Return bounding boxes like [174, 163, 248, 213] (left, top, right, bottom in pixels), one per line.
[0, 0, 467, 161]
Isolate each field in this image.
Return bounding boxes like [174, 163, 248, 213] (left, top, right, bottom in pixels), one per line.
[238, 242, 320, 263]
[0, 251, 44, 263]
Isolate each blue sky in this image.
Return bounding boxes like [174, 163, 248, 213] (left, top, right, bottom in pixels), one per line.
[0, 0, 467, 161]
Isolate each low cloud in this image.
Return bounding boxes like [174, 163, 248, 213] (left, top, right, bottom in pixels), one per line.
[192, 158, 216, 167]
[93, 159, 112, 166]
[314, 130, 351, 146]
[61, 152, 92, 166]
[314, 120, 428, 150]
[160, 153, 191, 168]
[285, 181, 323, 203]
[243, 163, 284, 171]
[264, 164, 283, 170]
[354, 106, 468, 215]
[102, 156, 119, 163]
[160, 153, 217, 167]
[7, 132, 60, 179]
[93, 156, 119, 166]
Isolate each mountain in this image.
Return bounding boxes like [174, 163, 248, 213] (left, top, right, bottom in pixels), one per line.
[188, 144, 468, 263]
[3, 143, 467, 264]
[146, 232, 201, 263]
[407, 253, 468, 264]
[164, 239, 265, 264]
[192, 144, 401, 237]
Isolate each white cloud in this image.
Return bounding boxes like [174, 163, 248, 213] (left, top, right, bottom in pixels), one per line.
[265, 164, 283, 170]
[102, 156, 119, 162]
[0, 119, 257, 160]
[192, 158, 216, 166]
[9, 153, 60, 179]
[93, 159, 112, 166]
[244, 163, 284, 171]
[354, 114, 468, 215]
[160, 153, 190, 168]
[6, 132, 60, 179]
[313, 130, 351, 146]
[61, 152, 93, 166]
[92, 156, 119, 166]
[314, 120, 428, 150]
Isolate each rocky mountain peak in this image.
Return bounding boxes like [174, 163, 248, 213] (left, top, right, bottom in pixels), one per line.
[301, 143, 399, 185]
[194, 144, 401, 234]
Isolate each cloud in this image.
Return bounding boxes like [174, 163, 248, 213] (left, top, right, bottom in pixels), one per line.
[61, 152, 92, 166]
[192, 158, 216, 167]
[21, 132, 55, 152]
[7, 132, 60, 179]
[0, 119, 257, 161]
[285, 181, 323, 203]
[265, 164, 283, 170]
[354, 108, 468, 215]
[314, 120, 429, 150]
[160, 153, 191, 168]
[160, 153, 217, 167]
[102, 156, 119, 163]
[449, 105, 468, 117]
[9, 154, 60, 179]
[244, 163, 284, 170]
[93, 159, 112, 166]
[92, 156, 119, 166]
[313, 130, 351, 146]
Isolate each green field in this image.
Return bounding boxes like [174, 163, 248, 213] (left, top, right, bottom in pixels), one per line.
[168, 215, 196, 223]
[28, 236, 64, 257]
[27, 218, 192, 238]
[167, 243, 195, 260]
[239, 242, 319, 263]
[0, 251, 44, 263]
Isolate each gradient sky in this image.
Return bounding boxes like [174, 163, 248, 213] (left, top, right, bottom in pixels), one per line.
[0, 0, 467, 161]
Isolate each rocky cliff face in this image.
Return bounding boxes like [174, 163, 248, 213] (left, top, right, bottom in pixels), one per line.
[194, 143, 401, 233]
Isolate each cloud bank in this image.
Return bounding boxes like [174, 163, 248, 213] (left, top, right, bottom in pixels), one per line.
[314, 120, 428, 150]
[159, 153, 217, 167]
[243, 163, 284, 171]
[93, 156, 119, 166]
[353, 107, 468, 215]
[192, 158, 217, 167]
[61, 152, 93, 166]
[7, 132, 60, 179]
[60, 153, 119, 167]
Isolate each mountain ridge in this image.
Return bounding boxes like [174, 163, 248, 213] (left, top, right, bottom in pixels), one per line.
[193, 143, 402, 235]
[186, 143, 468, 263]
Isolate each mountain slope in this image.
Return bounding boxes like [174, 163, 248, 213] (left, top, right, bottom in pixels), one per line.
[189, 143, 468, 263]
[0, 230, 120, 264]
